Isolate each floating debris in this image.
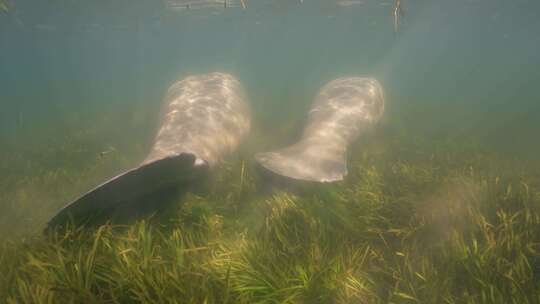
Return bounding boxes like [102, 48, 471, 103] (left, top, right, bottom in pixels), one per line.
[336, 0, 365, 7]
[98, 147, 116, 159]
[392, 0, 404, 33]
[166, 0, 245, 11]
[34, 24, 57, 32]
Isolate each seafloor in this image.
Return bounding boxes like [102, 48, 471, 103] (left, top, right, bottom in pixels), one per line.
[1, 103, 539, 303]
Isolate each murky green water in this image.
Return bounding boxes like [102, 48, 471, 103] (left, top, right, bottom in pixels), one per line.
[1, 0, 539, 236]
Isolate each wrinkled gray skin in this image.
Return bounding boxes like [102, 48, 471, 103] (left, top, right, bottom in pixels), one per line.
[255, 77, 384, 183]
[48, 72, 250, 227]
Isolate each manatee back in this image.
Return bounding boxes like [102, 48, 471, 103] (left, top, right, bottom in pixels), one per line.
[144, 73, 251, 167]
[303, 77, 384, 144]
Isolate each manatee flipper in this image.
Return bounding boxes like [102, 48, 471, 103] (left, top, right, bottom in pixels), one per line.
[47, 153, 206, 228]
[255, 140, 347, 182]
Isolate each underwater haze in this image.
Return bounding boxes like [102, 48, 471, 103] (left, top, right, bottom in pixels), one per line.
[1, 0, 540, 302]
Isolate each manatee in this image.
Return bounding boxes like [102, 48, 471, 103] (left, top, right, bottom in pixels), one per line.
[255, 77, 384, 182]
[48, 72, 251, 227]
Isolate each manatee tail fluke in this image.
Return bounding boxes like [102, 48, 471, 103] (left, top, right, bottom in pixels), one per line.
[47, 153, 206, 229]
[254, 141, 347, 183]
